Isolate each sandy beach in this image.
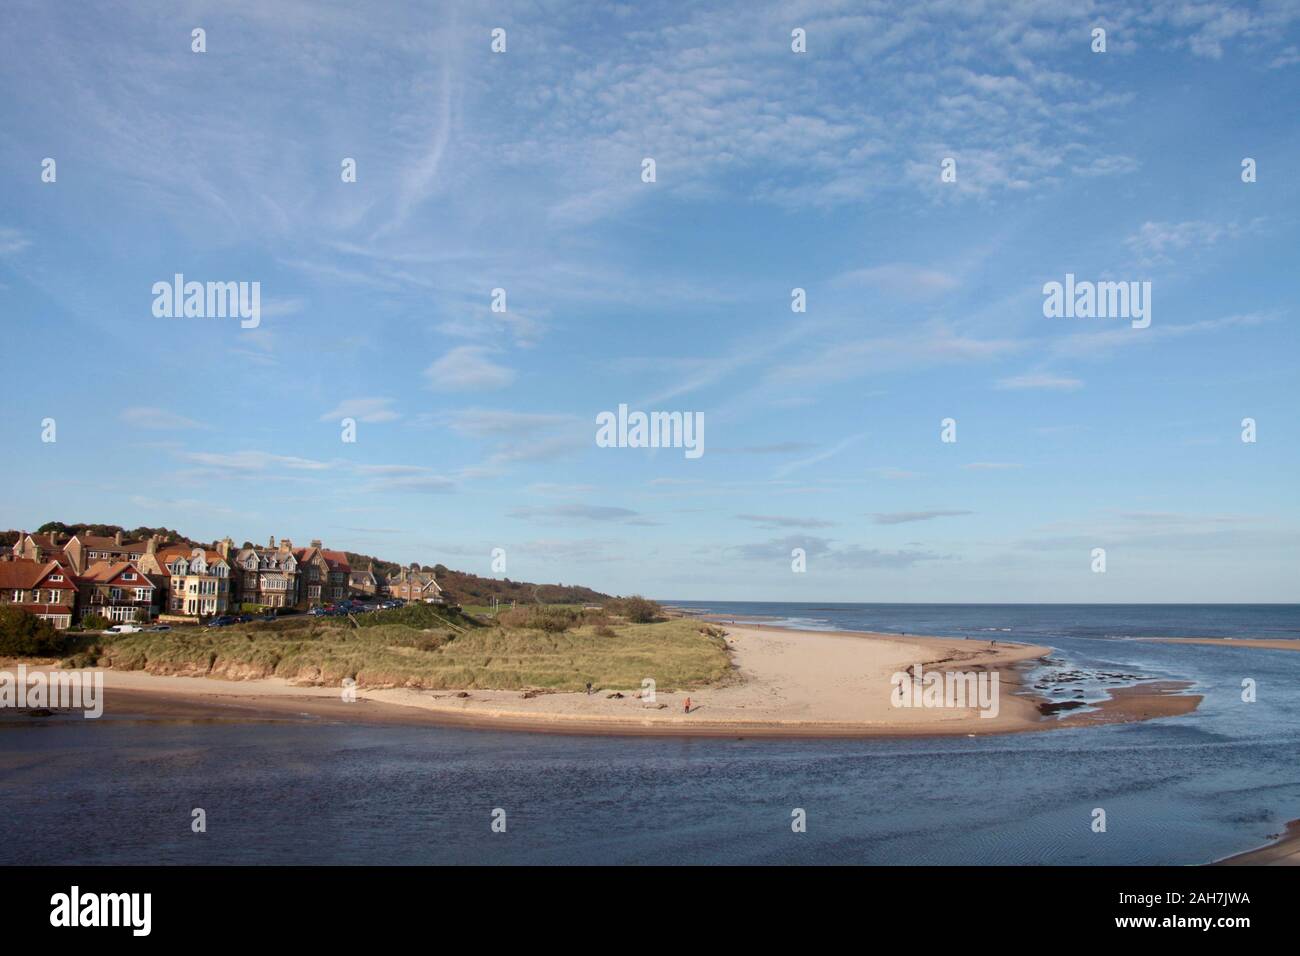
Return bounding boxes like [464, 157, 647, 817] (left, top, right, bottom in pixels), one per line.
[1215, 820, 1300, 865]
[2, 622, 1203, 737]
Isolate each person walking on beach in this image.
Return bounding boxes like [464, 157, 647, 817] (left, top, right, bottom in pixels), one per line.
[585, 681, 593, 695]
[684, 697, 692, 714]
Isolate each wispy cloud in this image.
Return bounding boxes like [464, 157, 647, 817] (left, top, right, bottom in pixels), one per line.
[870, 510, 973, 525]
[509, 504, 654, 525]
[735, 514, 836, 529]
[0, 226, 30, 255]
[995, 373, 1083, 391]
[319, 398, 401, 423]
[425, 347, 515, 392]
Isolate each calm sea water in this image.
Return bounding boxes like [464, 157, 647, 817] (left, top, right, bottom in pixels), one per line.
[2, 603, 1298, 865]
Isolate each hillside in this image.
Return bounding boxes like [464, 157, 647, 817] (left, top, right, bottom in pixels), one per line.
[339, 550, 607, 606]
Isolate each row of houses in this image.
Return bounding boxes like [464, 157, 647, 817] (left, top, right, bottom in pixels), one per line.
[0, 530, 443, 629]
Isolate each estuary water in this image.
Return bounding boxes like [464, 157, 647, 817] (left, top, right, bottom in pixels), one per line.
[2, 603, 1297, 865]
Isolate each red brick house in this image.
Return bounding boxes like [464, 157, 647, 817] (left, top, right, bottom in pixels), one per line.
[294, 541, 351, 608]
[11, 530, 153, 575]
[78, 560, 167, 623]
[0, 559, 79, 629]
[386, 566, 444, 603]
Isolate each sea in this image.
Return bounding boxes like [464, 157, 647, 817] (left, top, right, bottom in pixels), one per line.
[1, 603, 1297, 865]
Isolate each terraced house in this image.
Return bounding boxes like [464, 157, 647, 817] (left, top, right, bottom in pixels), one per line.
[11, 529, 153, 574]
[232, 536, 301, 610]
[78, 560, 166, 623]
[0, 558, 79, 629]
[386, 565, 444, 603]
[142, 544, 232, 618]
[348, 563, 383, 597]
[295, 541, 350, 609]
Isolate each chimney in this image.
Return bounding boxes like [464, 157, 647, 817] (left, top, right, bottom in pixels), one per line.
[146, 535, 158, 555]
[310, 539, 322, 549]
[268, 535, 276, 549]
[279, 537, 293, 554]
[217, 537, 233, 559]
[113, 530, 124, 546]
[51, 530, 63, 544]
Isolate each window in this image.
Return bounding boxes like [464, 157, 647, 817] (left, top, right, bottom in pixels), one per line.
[134, 588, 149, 602]
[11, 590, 22, 603]
[50, 574, 63, 582]
[110, 587, 122, 600]
[123, 572, 137, 581]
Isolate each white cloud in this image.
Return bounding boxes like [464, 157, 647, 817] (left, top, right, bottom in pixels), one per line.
[0, 226, 30, 255]
[319, 398, 401, 423]
[995, 373, 1083, 391]
[425, 347, 515, 392]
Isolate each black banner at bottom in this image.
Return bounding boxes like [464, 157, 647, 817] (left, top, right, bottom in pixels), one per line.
[0, 864, 1283, 941]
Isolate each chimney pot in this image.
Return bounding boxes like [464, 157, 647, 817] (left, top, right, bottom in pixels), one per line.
[114, 530, 123, 546]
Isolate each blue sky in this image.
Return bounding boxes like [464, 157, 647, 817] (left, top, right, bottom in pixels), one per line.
[2, 0, 1298, 602]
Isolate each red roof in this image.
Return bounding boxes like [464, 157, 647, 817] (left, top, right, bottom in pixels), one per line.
[79, 560, 166, 588]
[0, 559, 73, 590]
[320, 549, 352, 573]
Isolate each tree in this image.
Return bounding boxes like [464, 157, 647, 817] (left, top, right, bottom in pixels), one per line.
[0, 607, 70, 657]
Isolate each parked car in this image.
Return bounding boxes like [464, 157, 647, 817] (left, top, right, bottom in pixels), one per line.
[308, 607, 327, 617]
[102, 623, 145, 636]
[147, 624, 172, 632]
[237, 614, 254, 623]
[205, 616, 236, 628]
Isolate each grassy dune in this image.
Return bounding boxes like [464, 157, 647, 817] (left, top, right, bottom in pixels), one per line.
[80, 605, 732, 693]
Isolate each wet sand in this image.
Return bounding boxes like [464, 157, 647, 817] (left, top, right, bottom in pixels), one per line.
[1215, 820, 1300, 865]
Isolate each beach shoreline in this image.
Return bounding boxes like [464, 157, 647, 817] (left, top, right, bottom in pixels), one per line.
[1, 621, 1202, 738]
[1214, 820, 1300, 865]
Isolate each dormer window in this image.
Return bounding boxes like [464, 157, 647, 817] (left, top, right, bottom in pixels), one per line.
[123, 572, 137, 581]
[50, 574, 63, 582]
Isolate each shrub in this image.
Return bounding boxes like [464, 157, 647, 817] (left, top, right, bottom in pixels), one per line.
[79, 613, 110, 631]
[355, 602, 478, 631]
[497, 606, 580, 633]
[603, 596, 664, 624]
[0, 607, 73, 657]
